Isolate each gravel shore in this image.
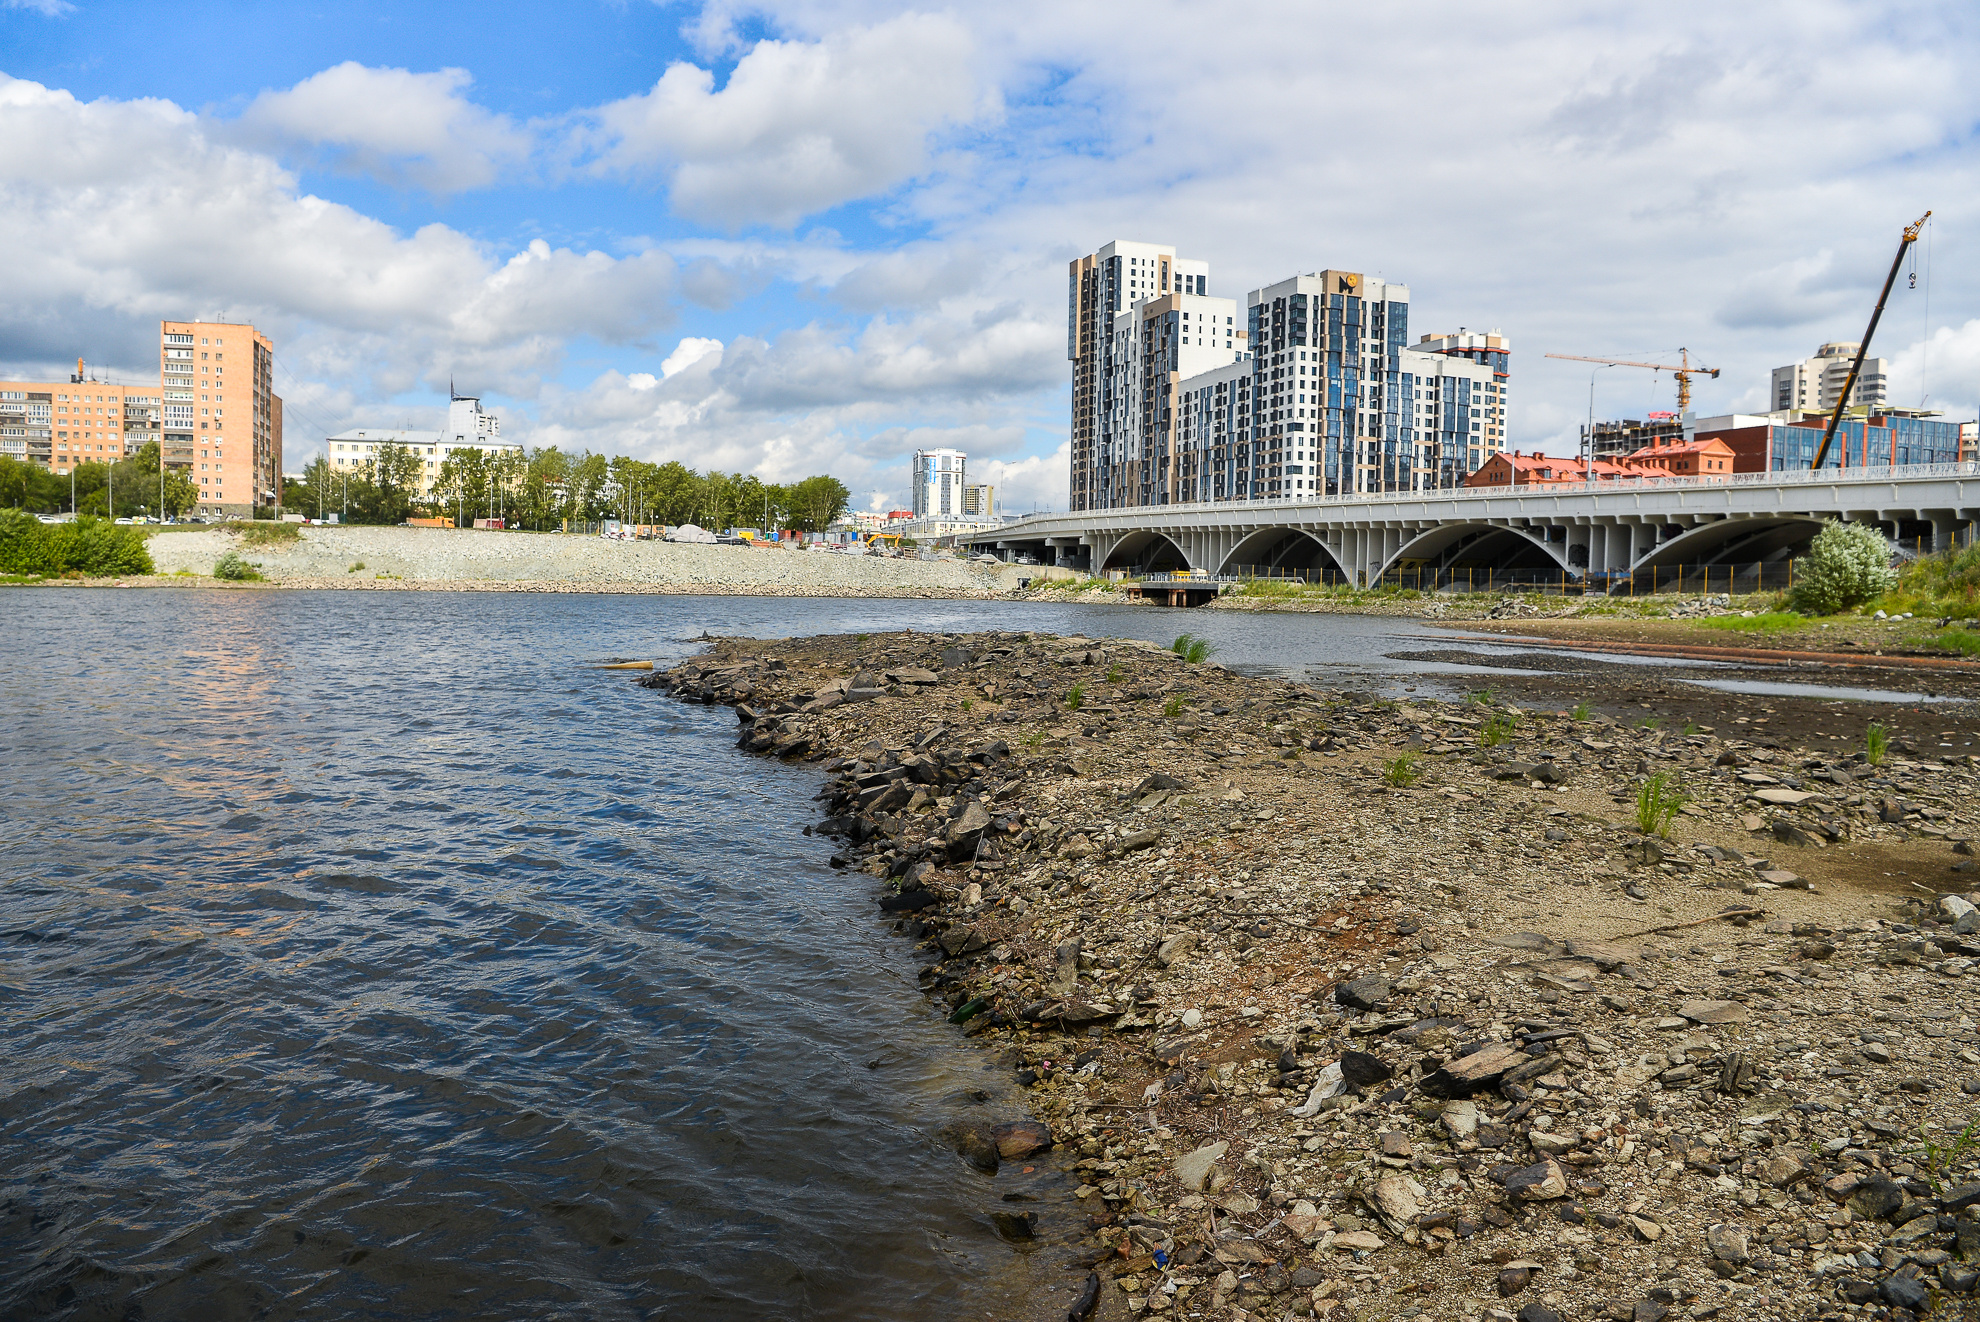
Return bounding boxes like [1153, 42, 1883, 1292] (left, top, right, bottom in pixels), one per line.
[643, 630, 1980, 1322]
[143, 525, 1026, 596]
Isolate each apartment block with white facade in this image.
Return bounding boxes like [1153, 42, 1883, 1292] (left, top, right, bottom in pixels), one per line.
[1772, 342, 1888, 414]
[911, 448, 967, 518]
[324, 394, 519, 498]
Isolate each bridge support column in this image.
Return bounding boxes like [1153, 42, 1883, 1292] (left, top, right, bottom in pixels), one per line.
[1932, 514, 1958, 553]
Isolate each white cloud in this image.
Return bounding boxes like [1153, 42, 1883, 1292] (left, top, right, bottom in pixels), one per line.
[575, 12, 992, 226]
[232, 62, 532, 193]
[4, 0, 74, 15]
[661, 336, 724, 377]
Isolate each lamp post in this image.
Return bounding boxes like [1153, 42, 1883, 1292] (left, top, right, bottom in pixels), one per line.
[1584, 363, 1617, 470]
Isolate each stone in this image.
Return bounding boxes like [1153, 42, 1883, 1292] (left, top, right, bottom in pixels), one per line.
[1517, 1307, 1563, 1322]
[1882, 1275, 1930, 1311]
[1677, 999, 1747, 1025]
[991, 1121, 1053, 1159]
[942, 1121, 1000, 1173]
[1497, 1266, 1532, 1296]
[1174, 1140, 1229, 1192]
[1626, 1214, 1663, 1242]
[1441, 1100, 1480, 1139]
[945, 801, 993, 860]
[1504, 1158, 1569, 1201]
[1332, 1230, 1384, 1252]
[1632, 1302, 1669, 1322]
[1892, 1214, 1942, 1245]
[1757, 1153, 1807, 1188]
[1155, 933, 1199, 967]
[1941, 894, 1978, 928]
[1335, 975, 1392, 1011]
[1528, 1131, 1578, 1156]
[1367, 1174, 1421, 1227]
[1847, 1178, 1904, 1222]
[1422, 1042, 1527, 1098]
[1339, 1051, 1395, 1089]
[1757, 790, 1817, 807]
[1179, 1007, 1203, 1029]
[1706, 1222, 1750, 1264]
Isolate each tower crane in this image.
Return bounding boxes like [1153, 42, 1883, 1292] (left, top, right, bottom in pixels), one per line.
[1543, 349, 1719, 414]
[1810, 210, 1931, 470]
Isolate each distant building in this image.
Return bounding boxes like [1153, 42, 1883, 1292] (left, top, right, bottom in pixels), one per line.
[1622, 436, 1735, 478]
[1587, 415, 1683, 463]
[1962, 421, 1977, 463]
[911, 448, 966, 518]
[0, 366, 158, 478]
[324, 394, 520, 499]
[1771, 342, 1888, 414]
[1687, 411, 1960, 472]
[161, 320, 284, 519]
[961, 482, 995, 518]
[1465, 451, 1628, 488]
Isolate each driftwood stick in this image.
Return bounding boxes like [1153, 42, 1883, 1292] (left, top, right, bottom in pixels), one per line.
[1610, 908, 1767, 939]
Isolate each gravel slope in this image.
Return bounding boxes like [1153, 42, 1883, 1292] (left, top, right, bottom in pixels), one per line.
[147, 525, 1025, 595]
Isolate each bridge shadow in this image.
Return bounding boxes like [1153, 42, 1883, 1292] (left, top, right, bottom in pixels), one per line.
[1217, 528, 1349, 583]
[1100, 530, 1191, 574]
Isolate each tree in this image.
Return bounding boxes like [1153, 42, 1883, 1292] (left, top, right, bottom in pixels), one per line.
[785, 475, 851, 532]
[1789, 520, 1898, 615]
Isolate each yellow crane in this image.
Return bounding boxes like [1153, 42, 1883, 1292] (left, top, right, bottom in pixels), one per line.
[1810, 210, 1931, 470]
[1543, 349, 1720, 414]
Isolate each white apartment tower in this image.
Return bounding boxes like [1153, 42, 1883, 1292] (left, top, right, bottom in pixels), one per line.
[911, 448, 966, 518]
[1068, 240, 1510, 506]
[1772, 342, 1887, 414]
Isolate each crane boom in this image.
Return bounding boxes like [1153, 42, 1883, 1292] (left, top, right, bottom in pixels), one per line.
[1544, 349, 1720, 413]
[1810, 210, 1931, 471]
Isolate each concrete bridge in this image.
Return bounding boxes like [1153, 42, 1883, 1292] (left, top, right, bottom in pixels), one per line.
[964, 463, 1980, 589]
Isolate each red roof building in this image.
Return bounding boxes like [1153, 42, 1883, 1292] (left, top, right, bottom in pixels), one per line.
[1622, 436, 1735, 478]
[1464, 451, 1631, 488]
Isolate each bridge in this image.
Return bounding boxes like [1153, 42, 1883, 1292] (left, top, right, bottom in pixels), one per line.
[963, 463, 1980, 591]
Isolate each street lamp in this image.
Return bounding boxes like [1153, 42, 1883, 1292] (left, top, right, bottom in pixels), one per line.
[1584, 363, 1617, 470]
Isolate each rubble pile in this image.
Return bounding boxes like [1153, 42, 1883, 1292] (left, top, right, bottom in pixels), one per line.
[640, 630, 1980, 1322]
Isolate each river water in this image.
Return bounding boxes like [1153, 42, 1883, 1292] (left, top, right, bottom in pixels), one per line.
[0, 590, 1469, 1321]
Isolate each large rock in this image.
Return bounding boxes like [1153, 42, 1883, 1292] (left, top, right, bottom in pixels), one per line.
[1422, 1042, 1526, 1098]
[1155, 932, 1199, 967]
[1707, 1223, 1750, 1264]
[1678, 999, 1747, 1025]
[1334, 975, 1392, 1011]
[1338, 1051, 1395, 1089]
[1504, 1158, 1569, 1201]
[991, 1121, 1053, 1159]
[1367, 1174, 1422, 1227]
[945, 801, 992, 860]
[1173, 1140, 1229, 1192]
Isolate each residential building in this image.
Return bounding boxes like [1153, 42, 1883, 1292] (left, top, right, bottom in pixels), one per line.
[1586, 415, 1683, 464]
[1067, 239, 1510, 507]
[1686, 411, 1960, 473]
[0, 361, 160, 475]
[1771, 342, 1887, 414]
[1622, 436, 1735, 478]
[1962, 421, 1976, 463]
[160, 320, 283, 519]
[1465, 451, 1629, 488]
[323, 394, 519, 499]
[961, 482, 995, 518]
[911, 448, 967, 518]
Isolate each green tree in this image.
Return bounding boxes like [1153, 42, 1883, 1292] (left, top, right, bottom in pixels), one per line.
[785, 475, 851, 532]
[0, 510, 153, 575]
[1789, 521, 1898, 615]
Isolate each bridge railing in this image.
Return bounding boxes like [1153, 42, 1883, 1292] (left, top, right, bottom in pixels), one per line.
[976, 460, 1980, 534]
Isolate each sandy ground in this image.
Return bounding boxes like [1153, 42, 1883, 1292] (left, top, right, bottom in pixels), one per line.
[142, 525, 1027, 596]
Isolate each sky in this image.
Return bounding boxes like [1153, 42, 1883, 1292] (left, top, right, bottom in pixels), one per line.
[2, 0, 1977, 512]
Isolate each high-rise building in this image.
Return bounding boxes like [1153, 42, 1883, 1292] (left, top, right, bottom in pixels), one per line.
[0, 360, 159, 475]
[1771, 342, 1887, 414]
[160, 320, 283, 519]
[324, 393, 519, 499]
[1067, 239, 1510, 506]
[961, 482, 995, 518]
[911, 448, 966, 518]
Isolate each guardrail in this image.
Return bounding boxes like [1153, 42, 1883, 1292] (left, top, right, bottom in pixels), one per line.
[973, 460, 1980, 533]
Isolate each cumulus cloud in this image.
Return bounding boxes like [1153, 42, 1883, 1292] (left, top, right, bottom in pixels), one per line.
[232, 62, 532, 193]
[574, 12, 992, 226]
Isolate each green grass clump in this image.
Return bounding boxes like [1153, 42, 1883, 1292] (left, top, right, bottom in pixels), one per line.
[348, 561, 365, 573]
[1479, 711, 1517, 747]
[1065, 683, 1085, 711]
[1107, 664, 1123, 683]
[1570, 702, 1592, 721]
[1162, 694, 1186, 718]
[1381, 751, 1424, 788]
[1171, 633, 1219, 664]
[1635, 771, 1688, 837]
[1866, 723, 1889, 767]
[212, 551, 263, 581]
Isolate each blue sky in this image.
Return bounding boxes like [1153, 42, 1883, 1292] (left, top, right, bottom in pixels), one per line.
[3, 0, 1977, 510]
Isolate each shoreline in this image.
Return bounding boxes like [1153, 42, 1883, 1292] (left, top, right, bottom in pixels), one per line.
[641, 628, 1980, 1322]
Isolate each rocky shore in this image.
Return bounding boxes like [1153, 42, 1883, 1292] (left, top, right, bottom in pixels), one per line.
[640, 630, 1980, 1322]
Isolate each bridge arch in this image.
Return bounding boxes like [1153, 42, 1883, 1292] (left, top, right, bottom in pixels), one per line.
[1215, 527, 1350, 581]
[1099, 530, 1193, 574]
[1381, 521, 1569, 582]
[1632, 516, 1827, 571]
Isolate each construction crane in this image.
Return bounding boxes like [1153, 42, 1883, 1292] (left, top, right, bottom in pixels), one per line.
[1543, 349, 1720, 414]
[1810, 210, 1931, 470]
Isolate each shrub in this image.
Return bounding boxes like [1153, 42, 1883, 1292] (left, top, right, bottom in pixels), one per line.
[0, 511, 153, 576]
[1789, 521, 1896, 615]
[213, 551, 263, 581]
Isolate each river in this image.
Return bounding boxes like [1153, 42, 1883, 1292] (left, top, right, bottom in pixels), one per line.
[0, 589, 1477, 1321]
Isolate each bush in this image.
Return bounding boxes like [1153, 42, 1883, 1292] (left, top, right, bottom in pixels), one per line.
[213, 551, 263, 581]
[0, 511, 153, 576]
[1789, 521, 1896, 615]
[1171, 633, 1219, 663]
